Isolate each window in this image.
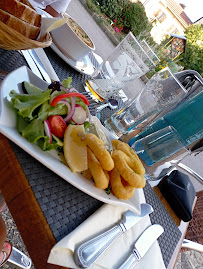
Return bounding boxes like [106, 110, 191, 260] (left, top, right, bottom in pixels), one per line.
[157, 12, 167, 23]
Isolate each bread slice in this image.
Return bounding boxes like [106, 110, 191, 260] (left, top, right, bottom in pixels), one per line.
[17, 0, 35, 9]
[0, 8, 40, 39]
[0, 0, 41, 27]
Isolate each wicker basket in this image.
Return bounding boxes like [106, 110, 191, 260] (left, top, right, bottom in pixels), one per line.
[0, 21, 52, 51]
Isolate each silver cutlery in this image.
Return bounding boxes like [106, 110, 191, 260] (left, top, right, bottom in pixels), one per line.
[27, 49, 52, 84]
[118, 224, 164, 269]
[96, 98, 119, 112]
[34, 48, 59, 81]
[20, 48, 59, 83]
[74, 203, 153, 268]
[8, 246, 32, 269]
[21, 50, 43, 80]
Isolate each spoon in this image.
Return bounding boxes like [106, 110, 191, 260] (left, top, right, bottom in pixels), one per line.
[96, 98, 119, 112]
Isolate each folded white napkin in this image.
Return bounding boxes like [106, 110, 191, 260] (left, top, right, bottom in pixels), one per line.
[37, 17, 68, 40]
[48, 190, 166, 269]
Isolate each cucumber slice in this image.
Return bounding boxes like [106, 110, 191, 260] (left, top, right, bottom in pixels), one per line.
[52, 134, 64, 147]
[22, 81, 44, 94]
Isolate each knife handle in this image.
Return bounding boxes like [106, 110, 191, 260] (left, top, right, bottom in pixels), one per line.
[74, 224, 124, 268]
[118, 252, 138, 269]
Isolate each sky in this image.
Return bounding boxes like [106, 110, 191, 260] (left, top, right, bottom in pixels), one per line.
[178, 0, 203, 22]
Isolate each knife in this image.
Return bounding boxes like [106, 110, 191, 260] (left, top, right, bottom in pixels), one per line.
[28, 49, 52, 84]
[34, 48, 60, 81]
[21, 50, 43, 80]
[74, 203, 153, 268]
[118, 224, 164, 269]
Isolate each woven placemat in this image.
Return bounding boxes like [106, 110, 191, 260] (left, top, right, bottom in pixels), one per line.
[0, 48, 181, 268]
[10, 141, 181, 268]
[144, 183, 182, 267]
[0, 49, 28, 72]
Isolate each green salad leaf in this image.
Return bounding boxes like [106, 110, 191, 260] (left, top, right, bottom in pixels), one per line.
[62, 77, 72, 88]
[9, 89, 52, 120]
[10, 78, 88, 151]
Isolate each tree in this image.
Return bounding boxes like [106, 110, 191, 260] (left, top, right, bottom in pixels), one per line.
[183, 24, 203, 76]
[122, 1, 151, 36]
[95, 0, 151, 36]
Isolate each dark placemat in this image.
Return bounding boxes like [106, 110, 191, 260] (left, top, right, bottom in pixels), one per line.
[0, 48, 181, 268]
[144, 183, 182, 267]
[9, 140, 103, 242]
[10, 141, 181, 268]
[0, 49, 28, 72]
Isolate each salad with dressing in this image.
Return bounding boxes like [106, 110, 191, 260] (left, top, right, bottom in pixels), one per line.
[9, 77, 91, 152]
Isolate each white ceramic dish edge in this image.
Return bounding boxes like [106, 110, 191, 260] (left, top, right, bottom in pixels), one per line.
[0, 66, 141, 214]
[51, 12, 95, 62]
[50, 42, 102, 75]
[35, 8, 102, 75]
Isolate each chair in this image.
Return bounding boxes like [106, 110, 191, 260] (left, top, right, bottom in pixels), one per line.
[181, 189, 203, 253]
[0, 193, 32, 268]
[148, 138, 203, 254]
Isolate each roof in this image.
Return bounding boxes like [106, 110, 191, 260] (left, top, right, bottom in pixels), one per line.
[164, 0, 193, 28]
[170, 33, 187, 40]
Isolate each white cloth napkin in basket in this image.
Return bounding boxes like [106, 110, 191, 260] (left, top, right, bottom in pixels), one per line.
[48, 190, 166, 269]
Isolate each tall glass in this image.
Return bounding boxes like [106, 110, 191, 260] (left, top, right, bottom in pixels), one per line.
[104, 67, 187, 138]
[131, 126, 185, 166]
[85, 32, 156, 101]
[128, 88, 203, 147]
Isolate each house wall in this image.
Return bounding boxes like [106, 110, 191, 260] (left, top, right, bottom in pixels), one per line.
[139, 0, 188, 43]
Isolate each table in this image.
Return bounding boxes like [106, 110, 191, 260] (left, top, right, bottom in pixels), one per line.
[0, 48, 183, 269]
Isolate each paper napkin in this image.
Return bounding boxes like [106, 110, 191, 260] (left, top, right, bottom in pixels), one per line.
[48, 190, 166, 269]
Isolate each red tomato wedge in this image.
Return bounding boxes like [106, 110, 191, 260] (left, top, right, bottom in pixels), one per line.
[48, 115, 67, 138]
[51, 93, 90, 106]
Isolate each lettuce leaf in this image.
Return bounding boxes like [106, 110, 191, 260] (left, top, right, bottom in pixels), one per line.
[19, 101, 67, 151]
[9, 89, 52, 120]
[62, 77, 72, 88]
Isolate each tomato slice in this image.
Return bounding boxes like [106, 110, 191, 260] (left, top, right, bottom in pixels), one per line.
[48, 115, 67, 138]
[51, 93, 90, 106]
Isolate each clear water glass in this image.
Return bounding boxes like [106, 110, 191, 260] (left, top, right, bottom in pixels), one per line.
[85, 32, 157, 101]
[104, 67, 187, 138]
[131, 126, 185, 166]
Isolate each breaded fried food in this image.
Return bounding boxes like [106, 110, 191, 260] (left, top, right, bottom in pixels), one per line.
[87, 147, 110, 189]
[111, 140, 145, 175]
[109, 167, 135, 200]
[85, 133, 114, 171]
[112, 150, 146, 188]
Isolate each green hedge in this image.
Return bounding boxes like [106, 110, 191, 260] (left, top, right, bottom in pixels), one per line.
[183, 24, 203, 77]
[93, 0, 151, 36]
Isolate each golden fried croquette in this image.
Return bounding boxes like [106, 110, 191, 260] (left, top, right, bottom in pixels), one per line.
[87, 147, 110, 189]
[112, 150, 146, 188]
[109, 167, 135, 200]
[85, 133, 114, 171]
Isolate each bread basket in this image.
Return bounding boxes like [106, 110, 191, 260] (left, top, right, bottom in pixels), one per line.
[0, 21, 52, 50]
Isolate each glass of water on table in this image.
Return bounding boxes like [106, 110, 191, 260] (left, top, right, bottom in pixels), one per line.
[131, 126, 186, 166]
[104, 67, 188, 138]
[85, 32, 156, 102]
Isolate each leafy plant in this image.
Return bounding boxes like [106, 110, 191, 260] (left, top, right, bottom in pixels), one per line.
[182, 24, 203, 76]
[122, 1, 151, 36]
[92, 0, 151, 37]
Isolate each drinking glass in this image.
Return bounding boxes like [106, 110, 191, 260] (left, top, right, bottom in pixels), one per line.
[104, 67, 187, 138]
[85, 32, 156, 101]
[131, 126, 185, 166]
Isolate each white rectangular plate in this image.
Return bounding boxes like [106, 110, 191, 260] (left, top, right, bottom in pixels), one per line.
[0, 66, 141, 214]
